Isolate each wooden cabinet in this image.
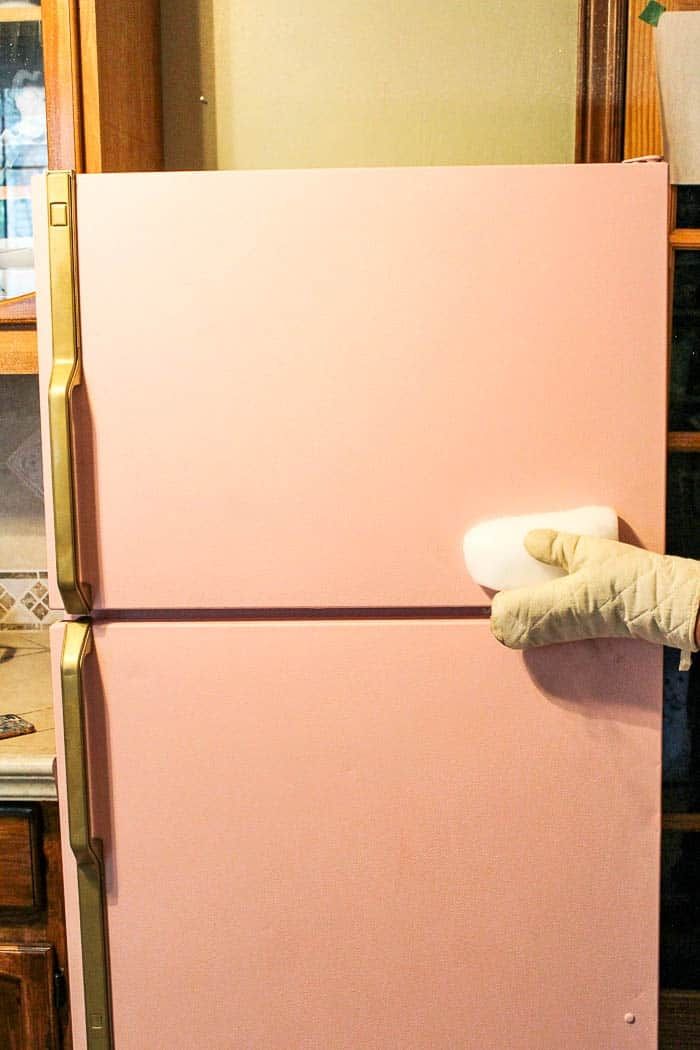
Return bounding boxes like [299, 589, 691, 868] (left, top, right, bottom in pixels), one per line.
[0, 944, 60, 1049]
[0, 0, 162, 374]
[0, 803, 71, 1048]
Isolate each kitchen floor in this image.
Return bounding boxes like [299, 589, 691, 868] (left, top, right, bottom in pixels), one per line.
[0, 628, 54, 760]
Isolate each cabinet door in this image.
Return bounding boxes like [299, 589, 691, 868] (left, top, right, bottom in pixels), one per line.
[0, 944, 59, 1049]
[53, 618, 661, 1050]
[36, 163, 667, 612]
[0, 805, 45, 914]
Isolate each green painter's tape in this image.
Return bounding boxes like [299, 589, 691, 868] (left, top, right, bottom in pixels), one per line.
[639, 1, 666, 26]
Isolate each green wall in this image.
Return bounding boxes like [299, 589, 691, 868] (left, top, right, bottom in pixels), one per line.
[161, 1, 580, 170]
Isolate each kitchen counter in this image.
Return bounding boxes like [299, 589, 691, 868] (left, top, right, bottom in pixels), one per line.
[0, 629, 56, 800]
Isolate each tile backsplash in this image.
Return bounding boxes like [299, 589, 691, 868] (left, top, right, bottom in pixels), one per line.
[0, 570, 59, 627]
[0, 375, 57, 625]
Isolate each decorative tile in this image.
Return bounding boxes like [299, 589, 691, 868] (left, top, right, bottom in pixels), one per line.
[1, 574, 39, 600]
[6, 427, 43, 499]
[0, 377, 47, 569]
[0, 571, 60, 627]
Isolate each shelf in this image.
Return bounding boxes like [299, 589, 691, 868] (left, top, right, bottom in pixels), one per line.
[662, 813, 700, 833]
[0, 292, 35, 325]
[0, 327, 37, 374]
[0, 5, 41, 22]
[668, 432, 700, 453]
[670, 229, 700, 251]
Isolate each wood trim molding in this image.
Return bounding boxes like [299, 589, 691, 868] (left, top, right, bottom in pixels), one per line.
[671, 228, 700, 251]
[576, 0, 629, 162]
[42, 0, 84, 172]
[624, 0, 700, 160]
[668, 431, 700, 452]
[78, 0, 163, 173]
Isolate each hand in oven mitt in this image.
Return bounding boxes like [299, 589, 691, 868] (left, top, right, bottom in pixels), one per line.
[490, 530, 700, 667]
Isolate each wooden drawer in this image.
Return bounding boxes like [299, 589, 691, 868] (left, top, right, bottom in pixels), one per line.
[0, 805, 45, 913]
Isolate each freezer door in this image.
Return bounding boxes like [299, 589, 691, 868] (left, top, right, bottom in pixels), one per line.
[52, 619, 660, 1050]
[36, 164, 667, 612]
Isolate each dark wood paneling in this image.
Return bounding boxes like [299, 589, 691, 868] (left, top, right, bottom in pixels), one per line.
[0, 804, 72, 1049]
[576, 0, 629, 162]
[660, 990, 700, 1048]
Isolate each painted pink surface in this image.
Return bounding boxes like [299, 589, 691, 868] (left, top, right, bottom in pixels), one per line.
[37, 164, 668, 612]
[51, 619, 661, 1050]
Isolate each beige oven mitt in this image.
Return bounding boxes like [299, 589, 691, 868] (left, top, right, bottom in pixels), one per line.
[490, 530, 700, 669]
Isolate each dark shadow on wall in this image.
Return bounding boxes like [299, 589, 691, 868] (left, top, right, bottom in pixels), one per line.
[160, 0, 218, 171]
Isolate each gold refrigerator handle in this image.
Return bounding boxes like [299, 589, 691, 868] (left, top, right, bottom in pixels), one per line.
[47, 170, 91, 614]
[61, 620, 113, 1049]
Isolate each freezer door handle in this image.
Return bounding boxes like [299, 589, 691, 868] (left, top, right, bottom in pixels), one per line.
[47, 171, 91, 615]
[61, 620, 112, 1048]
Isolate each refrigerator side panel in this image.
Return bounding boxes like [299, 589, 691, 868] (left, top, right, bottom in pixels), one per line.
[34, 179, 61, 612]
[67, 163, 666, 610]
[50, 620, 88, 1050]
[78, 619, 660, 1050]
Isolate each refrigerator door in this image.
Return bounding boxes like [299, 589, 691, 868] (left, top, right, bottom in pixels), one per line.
[36, 164, 667, 612]
[52, 619, 661, 1050]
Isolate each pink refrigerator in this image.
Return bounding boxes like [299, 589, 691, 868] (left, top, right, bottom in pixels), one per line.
[35, 163, 668, 1049]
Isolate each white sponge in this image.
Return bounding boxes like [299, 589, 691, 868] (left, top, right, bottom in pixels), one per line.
[463, 505, 619, 592]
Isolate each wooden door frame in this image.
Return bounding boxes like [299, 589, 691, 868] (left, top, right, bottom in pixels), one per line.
[576, 0, 629, 162]
[0, 0, 82, 328]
